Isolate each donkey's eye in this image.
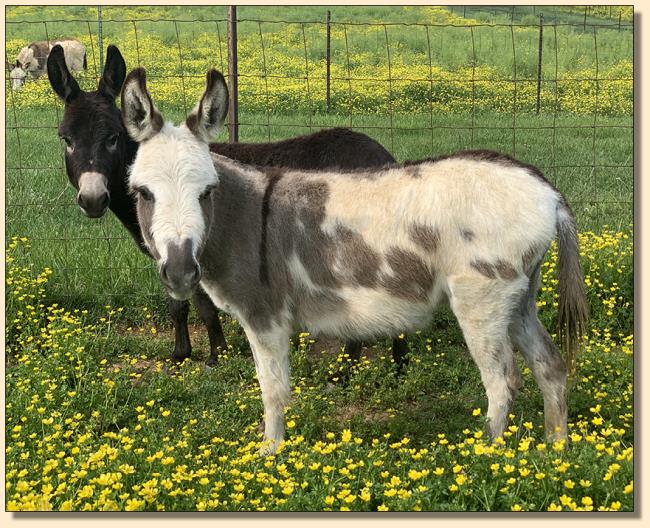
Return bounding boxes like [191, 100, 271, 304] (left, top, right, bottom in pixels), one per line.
[106, 133, 120, 149]
[199, 185, 216, 201]
[135, 187, 154, 202]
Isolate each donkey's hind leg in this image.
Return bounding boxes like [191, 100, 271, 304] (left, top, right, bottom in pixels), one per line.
[391, 336, 410, 372]
[447, 273, 528, 439]
[192, 287, 228, 366]
[509, 263, 568, 441]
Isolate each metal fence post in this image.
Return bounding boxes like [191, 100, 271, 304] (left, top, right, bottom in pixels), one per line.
[227, 6, 239, 143]
[98, 6, 104, 71]
[326, 10, 331, 113]
[536, 14, 544, 114]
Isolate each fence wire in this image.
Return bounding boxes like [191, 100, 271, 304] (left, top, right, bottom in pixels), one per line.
[5, 12, 634, 305]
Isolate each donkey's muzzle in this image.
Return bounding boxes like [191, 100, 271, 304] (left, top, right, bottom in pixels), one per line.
[78, 191, 110, 218]
[160, 240, 201, 300]
[77, 172, 110, 218]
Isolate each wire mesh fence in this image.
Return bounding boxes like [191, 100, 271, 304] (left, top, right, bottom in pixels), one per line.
[5, 8, 634, 307]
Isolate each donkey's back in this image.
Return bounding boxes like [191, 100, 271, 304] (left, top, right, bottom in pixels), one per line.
[19, 38, 85, 73]
[211, 127, 394, 170]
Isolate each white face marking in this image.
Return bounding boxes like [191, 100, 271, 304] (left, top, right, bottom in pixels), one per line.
[129, 123, 218, 265]
[78, 172, 109, 202]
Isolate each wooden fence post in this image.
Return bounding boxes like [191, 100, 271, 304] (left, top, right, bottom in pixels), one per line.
[98, 6, 104, 71]
[536, 14, 544, 114]
[326, 10, 331, 113]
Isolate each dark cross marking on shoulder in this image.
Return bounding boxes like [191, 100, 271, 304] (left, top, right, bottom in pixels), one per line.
[259, 169, 284, 285]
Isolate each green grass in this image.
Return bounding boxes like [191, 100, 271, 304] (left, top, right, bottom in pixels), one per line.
[454, 5, 632, 27]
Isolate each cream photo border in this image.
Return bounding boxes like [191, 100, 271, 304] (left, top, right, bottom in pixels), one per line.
[1, 0, 644, 525]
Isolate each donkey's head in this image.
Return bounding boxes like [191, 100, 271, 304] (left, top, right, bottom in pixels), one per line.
[48, 44, 129, 218]
[123, 68, 228, 300]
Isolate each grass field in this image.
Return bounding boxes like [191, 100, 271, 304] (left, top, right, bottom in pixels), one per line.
[5, 230, 633, 511]
[4, 5, 635, 512]
[7, 6, 633, 115]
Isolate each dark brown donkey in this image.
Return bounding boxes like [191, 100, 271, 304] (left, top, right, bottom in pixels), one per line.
[47, 44, 407, 367]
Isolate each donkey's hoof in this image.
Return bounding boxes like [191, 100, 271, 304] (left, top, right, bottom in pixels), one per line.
[205, 356, 219, 368]
[546, 427, 568, 445]
[167, 358, 185, 370]
[327, 369, 351, 387]
[394, 358, 410, 375]
[258, 437, 283, 457]
[171, 352, 191, 364]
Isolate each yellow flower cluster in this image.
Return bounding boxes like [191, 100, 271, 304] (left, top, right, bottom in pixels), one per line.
[5, 23, 632, 117]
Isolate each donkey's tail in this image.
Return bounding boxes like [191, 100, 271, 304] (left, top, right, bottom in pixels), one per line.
[83, 51, 87, 70]
[556, 199, 589, 375]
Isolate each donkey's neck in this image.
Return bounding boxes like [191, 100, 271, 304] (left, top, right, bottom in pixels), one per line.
[203, 158, 267, 282]
[108, 136, 148, 252]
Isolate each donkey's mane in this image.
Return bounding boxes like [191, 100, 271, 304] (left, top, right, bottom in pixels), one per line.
[403, 149, 557, 190]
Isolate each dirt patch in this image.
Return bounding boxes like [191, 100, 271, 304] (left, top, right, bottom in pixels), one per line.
[113, 322, 206, 339]
[302, 335, 386, 361]
[335, 404, 393, 425]
[111, 358, 155, 372]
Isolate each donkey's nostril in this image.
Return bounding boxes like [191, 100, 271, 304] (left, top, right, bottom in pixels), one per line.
[192, 264, 201, 284]
[160, 262, 171, 286]
[99, 192, 110, 210]
[189, 264, 202, 287]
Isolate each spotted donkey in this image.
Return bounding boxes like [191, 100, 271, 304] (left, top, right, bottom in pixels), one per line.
[122, 68, 589, 454]
[47, 44, 404, 368]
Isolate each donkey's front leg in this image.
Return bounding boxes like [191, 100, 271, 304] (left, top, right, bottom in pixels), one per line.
[168, 296, 192, 362]
[192, 286, 228, 366]
[245, 325, 292, 456]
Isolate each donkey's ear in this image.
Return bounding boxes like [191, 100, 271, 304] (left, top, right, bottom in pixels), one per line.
[98, 45, 126, 100]
[121, 68, 163, 142]
[185, 70, 228, 143]
[47, 45, 81, 103]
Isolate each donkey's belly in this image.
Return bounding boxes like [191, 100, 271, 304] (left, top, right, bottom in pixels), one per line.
[298, 283, 447, 340]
